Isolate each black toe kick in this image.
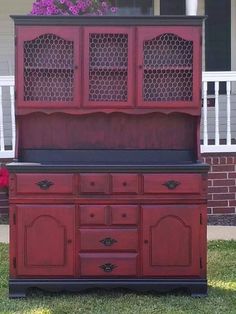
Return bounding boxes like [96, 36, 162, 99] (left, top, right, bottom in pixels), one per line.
[9, 279, 207, 298]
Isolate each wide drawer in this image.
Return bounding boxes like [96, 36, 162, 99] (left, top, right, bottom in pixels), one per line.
[143, 174, 202, 195]
[79, 229, 138, 251]
[15, 173, 74, 194]
[79, 174, 109, 194]
[79, 253, 138, 276]
[111, 174, 139, 194]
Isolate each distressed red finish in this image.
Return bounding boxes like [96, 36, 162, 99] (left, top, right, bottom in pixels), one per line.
[9, 16, 208, 298]
[14, 204, 75, 277]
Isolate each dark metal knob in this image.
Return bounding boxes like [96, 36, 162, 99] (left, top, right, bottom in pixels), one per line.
[163, 180, 180, 190]
[90, 181, 95, 186]
[122, 213, 127, 218]
[36, 180, 54, 190]
[100, 237, 117, 247]
[122, 182, 127, 186]
[99, 263, 117, 272]
[67, 239, 72, 244]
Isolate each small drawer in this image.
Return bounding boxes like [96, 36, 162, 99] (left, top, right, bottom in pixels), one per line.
[111, 174, 139, 194]
[80, 253, 138, 276]
[79, 174, 109, 194]
[15, 173, 74, 194]
[143, 174, 202, 195]
[80, 205, 107, 225]
[80, 229, 138, 251]
[111, 205, 139, 225]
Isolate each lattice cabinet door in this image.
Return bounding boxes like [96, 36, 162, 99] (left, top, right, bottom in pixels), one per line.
[16, 26, 80, 109]
[137, 27, 201, 112]
[83, 27, 134, 108]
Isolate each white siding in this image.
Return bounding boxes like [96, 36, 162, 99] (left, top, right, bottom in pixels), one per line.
[0, 0, 32, 75]
[0, 1, 32, 146]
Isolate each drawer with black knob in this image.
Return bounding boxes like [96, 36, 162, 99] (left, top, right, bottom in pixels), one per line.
[143, 174, 202, 195]
[14, 173, 75, 195]
[79, 253, 138, 276]
[79, 228, 138, 251]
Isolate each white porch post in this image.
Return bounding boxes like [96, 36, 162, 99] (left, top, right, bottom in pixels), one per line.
[186, 0, 198, 15]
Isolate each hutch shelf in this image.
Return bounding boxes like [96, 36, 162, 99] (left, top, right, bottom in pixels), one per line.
[8, 15, 209, 298]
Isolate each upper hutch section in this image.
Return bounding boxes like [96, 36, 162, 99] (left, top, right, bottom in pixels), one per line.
[12, 16, 204, 115]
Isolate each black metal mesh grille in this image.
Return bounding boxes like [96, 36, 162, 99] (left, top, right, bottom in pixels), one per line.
[89, 33, 128, 102]
[143, 33, 193, 102]
[24, 34, 74, 102]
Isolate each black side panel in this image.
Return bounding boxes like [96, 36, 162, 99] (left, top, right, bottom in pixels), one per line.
[114, 0, 153, 16]
[205, 0, 231, 94]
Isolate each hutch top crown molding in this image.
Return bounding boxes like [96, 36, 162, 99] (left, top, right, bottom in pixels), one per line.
[11, 15, 205, 116]
[11, 15, 205, 26]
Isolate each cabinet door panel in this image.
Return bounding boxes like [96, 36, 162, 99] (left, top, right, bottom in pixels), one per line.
[17, 26, 80, 109]
[83, 27, 134, 108]
[137, 26, 201, 111]
[142, 205, 201, 276]
[16, 205, 75, 276]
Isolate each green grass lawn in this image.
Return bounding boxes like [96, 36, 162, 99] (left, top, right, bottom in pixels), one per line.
[0, 241, 236, 314]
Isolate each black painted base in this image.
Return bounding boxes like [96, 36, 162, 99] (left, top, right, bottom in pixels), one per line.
[9, 278, 207, 298]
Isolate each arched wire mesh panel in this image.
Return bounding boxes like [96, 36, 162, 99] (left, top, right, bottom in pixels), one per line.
[143, 33, 193, 102]
[89, 33, 128, 102]
[23, 34, 74, 102]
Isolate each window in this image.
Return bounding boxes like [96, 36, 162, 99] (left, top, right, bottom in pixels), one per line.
[160, 0, 185, 15]
[114, 0, 153, 16]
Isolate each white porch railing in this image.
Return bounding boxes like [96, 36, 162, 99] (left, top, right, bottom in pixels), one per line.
[1, 72, 236, 159]
[201, 71, 236, 153]
[0, 76, 15, 159]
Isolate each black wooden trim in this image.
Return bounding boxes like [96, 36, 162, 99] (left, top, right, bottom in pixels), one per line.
[10, 15, 205, 26]
[9, 278, 207, 298]
[7, 163, 209, 173]
[19, 149, 195, 164]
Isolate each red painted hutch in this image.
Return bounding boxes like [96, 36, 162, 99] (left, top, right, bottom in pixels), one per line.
[8, 15, 208, 298]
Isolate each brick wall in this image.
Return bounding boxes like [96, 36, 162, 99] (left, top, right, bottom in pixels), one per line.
[0, 188, 8, 214]
[202, 154, 236, 217]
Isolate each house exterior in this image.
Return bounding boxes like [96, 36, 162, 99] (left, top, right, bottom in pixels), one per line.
[0, 0, 236, 224]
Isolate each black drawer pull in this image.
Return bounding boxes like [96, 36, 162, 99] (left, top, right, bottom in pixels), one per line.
[36, 180, 54, 190]
[99, 263, 117, 272]
[100, 237, 117, 247]
[163, 180, 180, 190]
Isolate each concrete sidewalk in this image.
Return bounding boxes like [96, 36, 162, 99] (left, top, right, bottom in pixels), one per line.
[0, 225, 236, 243]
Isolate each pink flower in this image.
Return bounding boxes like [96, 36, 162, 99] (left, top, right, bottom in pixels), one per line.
[30, 0, 117, 16]
[110, 6, 117, 13]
